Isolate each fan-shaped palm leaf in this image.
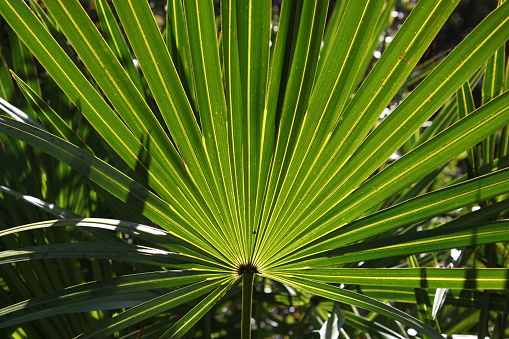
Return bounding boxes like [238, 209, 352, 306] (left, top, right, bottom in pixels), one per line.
[0, 0, 508, 337]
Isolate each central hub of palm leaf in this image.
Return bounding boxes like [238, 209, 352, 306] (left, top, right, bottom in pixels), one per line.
[237, 263, 259, 275]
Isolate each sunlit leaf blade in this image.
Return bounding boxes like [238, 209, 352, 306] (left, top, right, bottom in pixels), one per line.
[482, 46, 505, 105]
[257, 0, 462, 263]
[353, 0, 399, 90]
[0, 1, 226, 244]
[481, 37, 505, 173]
[255, 0, 328, 258]
[166, 0, 195, 105]
[39, 0, 222, 232]
[75, 278, 233, 339]
[0, 270, 225, 329]
[0, 186, 79, 219]
[0, 1, 145, 170]
[26, 0, 56, 32]
[42, 0, 174, 160]
[49, 291, 162, 315]
[264, 274, 443, 339]
[276, 268, 509, 290]
[163, 281, 234, 338]
[0, 218, 167, 240]
[273, 88, 509, 264]
[111, 0, 237, 259]
[221, 0, 246, 248]
[265, 1, 509, 262]
[258, 0, 387, 262]
[316, 0, 345, 75]
[283, 220, 509, 269]
[0, 115, 230, 266]
[413, 96, 458, 149]
[275, 0, 460, 218]
[94, 0, 145, 96]
[0, 96, 45, 130]
[329, 0, 509, 191]
[0, 218, 226, 266]
[279, 169, 509, 264]
[11, 73, 93, 154]
[457, 80, 478, 176]
[0, 242, 183, 266]
[182, 0, 240, 260]
[236, 0, 271, 237]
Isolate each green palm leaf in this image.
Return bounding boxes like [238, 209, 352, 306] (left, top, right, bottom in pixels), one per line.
[76, 277, 234, 339]
[0, 269, 225, 328]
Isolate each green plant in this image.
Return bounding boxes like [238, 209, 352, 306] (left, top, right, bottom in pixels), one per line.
[0, 0, 508, 337]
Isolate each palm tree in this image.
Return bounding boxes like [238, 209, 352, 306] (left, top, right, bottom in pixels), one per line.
[0, 0, 508, 337]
